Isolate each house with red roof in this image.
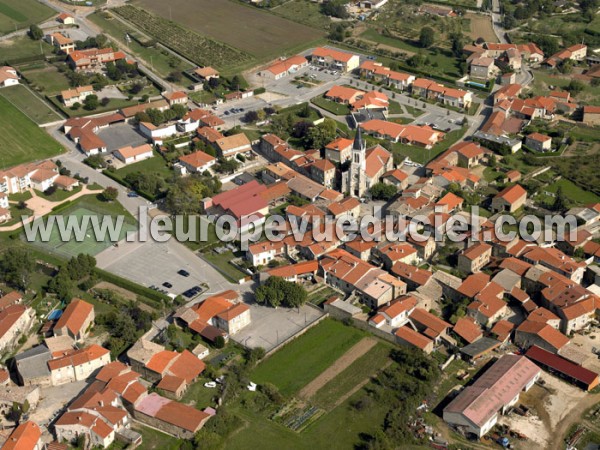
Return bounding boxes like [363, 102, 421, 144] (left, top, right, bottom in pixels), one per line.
[361, 120, 444, 148]
[310, 47, 360, 72]
[49, 344, 111, 386]
[369, 295, 417, 328]
[453, 317, 483, 344]
[525, 132, 552, 152]
[53, 298, 94, 342]
[67, 47, 127, 72]
[395, 326, 434, 354]
[260, 55, 308, 80]
[246, 240, 285, 266]
[174, 291, 251, 340]
[514, 320, 570, 353]
[0, 305, 35, 353]
[162, 90, 188, 106]
[325, 137, 353, 163]
[177, 150, 216, 174]
[491, 184, 527, 213]
[583, 105, 600, 126]
[114, 143, 154, 165]
[458, 242, 492, 274]
[2, 421, 42, 450]
[408, 307, 452, 345]
[320, 249, 406, 308]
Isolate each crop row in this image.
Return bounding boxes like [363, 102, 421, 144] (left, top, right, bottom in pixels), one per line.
[113, 5, 251, 70]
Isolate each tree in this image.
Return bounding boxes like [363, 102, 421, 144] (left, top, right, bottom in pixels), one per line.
[48, 270, 74, 301]
[101, 187, 119, 202]
[566, 79, 585, 95]
[370, 183, 398, 201]
[255, 277, 308, 308]
[0, 249, 35, 290]
[321, 0, 349, 19]
[83, 95, 99, 111]
[259, 382, 284, 405]
[214, 335, 226, 349]
[305, 118, 337, 149]
[243, 110, 259, 123]
[167, 71, 182, 82]
[29, 24, 43, 40]
[214, 158, 240, 174]
[419, 27, 435, 48]
[172, 104, 188, 120]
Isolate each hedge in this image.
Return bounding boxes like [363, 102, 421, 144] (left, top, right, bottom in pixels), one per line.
[101, 170, 158, 202]
[94, 267, 168, 307]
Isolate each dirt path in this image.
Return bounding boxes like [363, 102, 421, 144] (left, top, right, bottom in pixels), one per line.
[298, 337, 378, 400]
[548, 393, 600, 450]
[330, 359, 393, 409]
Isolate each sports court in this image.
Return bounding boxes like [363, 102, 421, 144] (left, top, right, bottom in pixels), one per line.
[25, 205, 137, 259]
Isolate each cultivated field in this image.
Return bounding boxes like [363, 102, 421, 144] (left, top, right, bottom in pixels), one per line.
[465, 13, 498, 43]
[132, 0, 325, 61]
[0, 84, 62, 124]
[0, 91, 64, 169]
[0, 0, 55, 35]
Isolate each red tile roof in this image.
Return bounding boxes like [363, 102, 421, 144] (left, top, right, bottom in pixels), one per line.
[495, 184, 526, 205]
[526, 345, 599, 390]
[2, 421, 41, 450]
[453, 317, 482, 343]
[54, 298, 94, 337]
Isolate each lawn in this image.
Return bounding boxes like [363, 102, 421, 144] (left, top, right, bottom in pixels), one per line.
[21, 64, 72, 95]
[180, 379, 219, 410]
[0, 84, 62, 124]
[545, 178, 600, 205]
[0, 35, 54, 63]
[0, 93, 64, 169]
[307, 286, 340, 306]
[404, 104, 425, 117]
[388, 100, 403, 114]
[251, 319, 366, 397]
[132, 425, 181, 450]
[35, 186, 82, 202]
[359, 28, 462, 78]
[48, 95, 141, 118]
[110, 151, 173, 183]
[392, 127, 467, 165]
[310, 96, 350, 116]
[201, 249, 249, 283]
[0, 0, 55, 35]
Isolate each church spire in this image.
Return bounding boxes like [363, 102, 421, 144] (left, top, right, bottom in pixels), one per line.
[353, 126, 365, 152]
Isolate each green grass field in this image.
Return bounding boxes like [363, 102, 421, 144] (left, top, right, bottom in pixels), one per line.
[545, 178, 600, 205]
[0, 0, 55, 35]
[0, 91, 64, 169]
[0, 84, 62, 124]
[310, 96, 350, 116]
[111, 151, 173, 181]
[25, 196, 137, 258]
[251, 319, 366, 397]
[0, 35, 54, 63]
[22, 64, 72, 95]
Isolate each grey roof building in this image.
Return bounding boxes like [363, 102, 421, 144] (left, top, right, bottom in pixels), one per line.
[14, 345, 52, 386]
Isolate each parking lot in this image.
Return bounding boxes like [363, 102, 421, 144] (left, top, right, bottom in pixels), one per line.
[95, 236, 236, 298]
[415, 111, 465, 132]
[97, 123, 148, 152]
[231, 303, 325, 352]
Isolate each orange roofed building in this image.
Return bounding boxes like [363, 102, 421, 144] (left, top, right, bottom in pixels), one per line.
[174, 291, 250, 340]
[53, 298, 95, 343]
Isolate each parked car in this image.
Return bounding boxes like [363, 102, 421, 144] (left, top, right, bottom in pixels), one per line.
[204, 382, 217, 388]
[127, 192, 139, 198]
[162, 282, 173, 289]
[178, 269, 190, 277]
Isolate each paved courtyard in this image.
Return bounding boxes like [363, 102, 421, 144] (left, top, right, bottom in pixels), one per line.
[29, 380, 89, 426]
[231, 303, 325, 352]
[97, 123, 148, 152]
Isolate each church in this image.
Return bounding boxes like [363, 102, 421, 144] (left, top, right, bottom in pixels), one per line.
[342, 127, 394, 197]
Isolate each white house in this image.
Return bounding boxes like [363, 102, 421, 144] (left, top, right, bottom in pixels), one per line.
[30, 169, 59, 192]
[0, 192, 8, 209]
[139, 122, 178, 143]
[61, 85, 94, 107]
[0, 66, 19, 87]
[114, 144, 154, 165]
